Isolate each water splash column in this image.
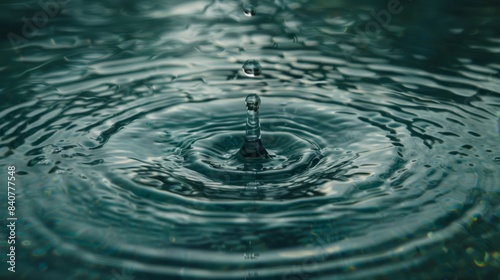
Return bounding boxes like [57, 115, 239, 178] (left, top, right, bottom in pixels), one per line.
[239, 94, 269, 159]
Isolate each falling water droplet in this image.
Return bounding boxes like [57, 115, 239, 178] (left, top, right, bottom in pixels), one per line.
[243, 5, 256, 17]
[242, 60, 262, 77]
[239, 94, 269, 159]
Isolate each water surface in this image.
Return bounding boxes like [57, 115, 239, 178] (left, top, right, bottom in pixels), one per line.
[0, 0, 499, 279]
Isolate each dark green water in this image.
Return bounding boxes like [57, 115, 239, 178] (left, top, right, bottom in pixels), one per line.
[1, 0, 499, 279]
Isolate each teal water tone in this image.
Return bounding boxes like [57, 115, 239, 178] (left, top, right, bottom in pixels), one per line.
[0, 0, 499, 279]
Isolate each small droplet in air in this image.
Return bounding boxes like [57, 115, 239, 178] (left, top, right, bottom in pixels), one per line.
[242, 60, 262, 77]
[243, 5, 256, 17]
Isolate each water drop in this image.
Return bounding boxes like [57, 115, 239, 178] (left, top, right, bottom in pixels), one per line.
[242, 60, 262, 77]
[239, 94, 269, 159]
[243, 5, 256, 17]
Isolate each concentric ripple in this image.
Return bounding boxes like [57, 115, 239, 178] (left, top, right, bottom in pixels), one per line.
[0, 0, 499, 279]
